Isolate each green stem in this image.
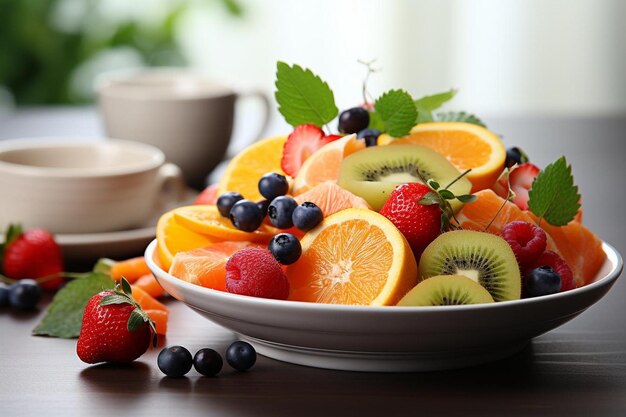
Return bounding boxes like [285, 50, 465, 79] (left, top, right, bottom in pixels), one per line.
[484, 195, 508, 232]
[444, 169, 472, 190]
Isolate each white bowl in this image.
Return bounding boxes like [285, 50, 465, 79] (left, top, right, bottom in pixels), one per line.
[145, 239, 623, 372]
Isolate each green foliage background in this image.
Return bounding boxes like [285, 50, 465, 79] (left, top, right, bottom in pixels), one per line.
[0, 0, 242, 105]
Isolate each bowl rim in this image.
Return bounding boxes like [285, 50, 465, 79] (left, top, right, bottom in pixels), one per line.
[144, 239, 623, 314]
[0, 138, 165, 177]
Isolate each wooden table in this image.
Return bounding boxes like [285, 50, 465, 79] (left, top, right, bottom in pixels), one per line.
[1, 110, 625, 416]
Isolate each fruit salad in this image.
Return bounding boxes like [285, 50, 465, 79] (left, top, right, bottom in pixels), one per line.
[155, 61, 606, 307]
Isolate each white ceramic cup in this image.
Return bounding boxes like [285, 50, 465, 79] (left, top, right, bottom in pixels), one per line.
[97, 69, 271, 190]
[0, 138, 184, 234]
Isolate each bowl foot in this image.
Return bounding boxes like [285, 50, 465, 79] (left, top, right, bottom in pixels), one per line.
[241, 336, 529, 372]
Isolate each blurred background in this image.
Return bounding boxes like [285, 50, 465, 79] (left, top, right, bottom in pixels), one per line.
[1, 0, 624, 126]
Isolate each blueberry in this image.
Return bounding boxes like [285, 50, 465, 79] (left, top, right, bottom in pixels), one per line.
[229, 199, 264, 232]
[257, 199, 270, 218]
[268, 233, 302, 265]
[9, 280, 41, 309]
[505, 147, 527, 168]
[157, 346, 193, 377]
[292, 202, 324, 232]
[525, 266, 561, 298]
[193, 348, 223, 377]
[0, 282, 10, 307]
[258, 173, 289, 201]
[226, 341, 256, 371]
[338, 107, 370, 134]
[217, 192, 244, 217]
[357, 128, 381, 147]
[268, 196, 298, 229]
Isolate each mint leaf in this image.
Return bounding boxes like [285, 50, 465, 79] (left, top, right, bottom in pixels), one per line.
[414, 89, 457, 123]
[374, 89, 418, 137]
[275, 62, 338, 127]
[528, 156, 581, 226]
[33, 272, 115, 338]
[367, 111, 386, 131]
[435, 111, 486, 128]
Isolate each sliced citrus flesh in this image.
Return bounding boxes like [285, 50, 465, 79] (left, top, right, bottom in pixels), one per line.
[169, 241, 262, 290]
[294, 181, 371, 217]
[172, 205, 277, 242]
[292, 134, 365, 195]
[156, 209, 219, 271]
[286, 208, 417, 306]
[528, 214, 606, 287]
[218, 135, 288, 201]
[145, 309, 168, 335]
[379, 122, 505, 192]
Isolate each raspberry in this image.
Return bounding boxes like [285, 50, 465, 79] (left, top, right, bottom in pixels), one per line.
[501, 221, 547, 267]
[225, 248, 290, 300]
[527, 250, 575, 292]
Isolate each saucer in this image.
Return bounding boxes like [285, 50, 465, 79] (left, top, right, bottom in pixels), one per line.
[1, 188, 197, 267]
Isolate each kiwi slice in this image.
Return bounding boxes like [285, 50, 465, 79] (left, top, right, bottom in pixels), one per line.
[397, 275, 495, 306]
[337, 144, 471, 211]
[419, 230, 521, 302]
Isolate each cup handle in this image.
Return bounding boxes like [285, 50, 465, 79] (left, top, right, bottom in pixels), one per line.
[157, 162, 187, 206]
[236, 89, 271, 145]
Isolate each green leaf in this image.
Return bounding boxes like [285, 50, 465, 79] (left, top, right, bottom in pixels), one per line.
[414, 89, 457, 112]
[435, 111, 486, 128]
[374, 89, 418, 137]
[528, 157, 581, 226]
[100, 294, 131, 306]
[127, 309, 146, 332]
[275, 62, 338, 127]
[121, 277, 132, 296]
[439, 189, 456, 200]
[427, 179, 440, 190]
[367, 111, 386, 131]
[457, 194, 477, 203]
[32, 273, 115, 338]
[419, 192, 440, 206]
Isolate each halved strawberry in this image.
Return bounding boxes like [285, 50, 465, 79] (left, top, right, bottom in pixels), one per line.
[509, 162, 540, 210]
[281, 125, 340, 177]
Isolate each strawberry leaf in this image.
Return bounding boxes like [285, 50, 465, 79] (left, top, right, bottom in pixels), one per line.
[528, 156, 580, 226]
[33, 272, 115, 338]
[100, 294, 131, 306]
[121, 277, 132, 297]
[275, 62, 338, 127]
[419, 192, 440, 206]
[439, 189, 456, 200]
[374, 89, 418, 137]
[127, 309, 146, 332]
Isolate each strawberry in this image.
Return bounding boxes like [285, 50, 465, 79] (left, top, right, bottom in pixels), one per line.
[77, 279, 156, 364]
[1, 225, 64, 290]
[508, 163, 540, 210]
[281, 124, 341, 177]
[379, 183, 442, 260]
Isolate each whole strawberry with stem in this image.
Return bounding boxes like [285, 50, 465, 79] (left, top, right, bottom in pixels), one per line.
[1, 224, 64, 290]
[77, 278, 156, 364]
[379, 170, 476, 260]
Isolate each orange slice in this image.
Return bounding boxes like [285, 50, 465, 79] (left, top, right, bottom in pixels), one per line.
[169, 241, 263, 290]
[172, 205, 277, 242]
[218, 135, 288, 201]
[144, 309, 168, 335]
[286, 208, 417, 305]
[379, 122, 505, 192]
[294, 181, 371, 217]
[528, 214, 606, 287]
[292, 134, 365, 195]
[156, 209, 218, 271]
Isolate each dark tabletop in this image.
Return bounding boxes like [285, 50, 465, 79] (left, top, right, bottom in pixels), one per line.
[1, 109, 625, 417]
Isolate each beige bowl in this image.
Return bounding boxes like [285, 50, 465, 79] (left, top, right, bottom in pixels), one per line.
[0, 139, 183, 234]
